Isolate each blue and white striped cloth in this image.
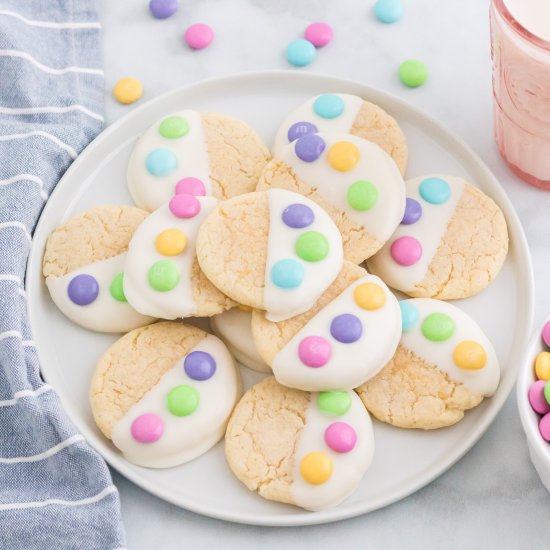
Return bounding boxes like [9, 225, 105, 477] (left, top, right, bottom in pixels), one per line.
[0, 1, 126, 548]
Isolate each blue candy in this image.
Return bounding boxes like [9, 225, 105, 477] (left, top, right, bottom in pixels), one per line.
[145, 148, 177, 177]
[271, 259, 304, 289]
[400, 301, 419, 332]
[313, 94, 344, 119]
[286, 39, 316, 67]
[374, 0, 403, 24]
[419, 177, 451, 205]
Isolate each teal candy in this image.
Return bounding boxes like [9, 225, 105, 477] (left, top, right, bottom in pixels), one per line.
[400, 301, 419, 332]
[271, 259, 304, 289]
[286, 39, 316, 67]
[313, 94, 345, 119]
[145, 148, 177, 177]
[374, 0, 403, 24]
[419, 177, 451, 204]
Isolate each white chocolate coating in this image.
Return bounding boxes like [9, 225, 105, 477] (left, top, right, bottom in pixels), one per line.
[272, 94, 363, 156]
[127, 110, 211, 211]
[401, 299, 500, 396]
[276, 132, 406, 242]
[111, 334, 241, 468]
[367, 174, 465, 293]
[263, 188, 343, 322]
[123, 196, 218, 320]
[46, 254, 155, 333]
[290, 390, 374, 511]
[210, 308, 271, 373]
[272, 274, 401, 391]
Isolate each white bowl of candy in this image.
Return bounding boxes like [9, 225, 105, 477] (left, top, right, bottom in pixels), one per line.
[517, 317, 550, 492]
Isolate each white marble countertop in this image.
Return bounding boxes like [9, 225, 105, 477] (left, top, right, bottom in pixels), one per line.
[101, 0, 550, 547]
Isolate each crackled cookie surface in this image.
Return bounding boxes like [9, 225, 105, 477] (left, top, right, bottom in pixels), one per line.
[43, 205, 154, 333]
[225, 377, 374, 511]
[196, 189, 343, 322]
[258, 131, 406, 263]
[356, 298, 501, 429]
[252, 261, 401, 391]
[272, 93, 408, 174]
[127, 110, 271, 211]
[123, 193, 234, 319]
[367, 174, 509, 300]
[90, 322, 241, 468]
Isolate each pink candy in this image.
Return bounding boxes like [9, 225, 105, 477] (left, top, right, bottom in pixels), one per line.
[324, 422, 356, 453]
[131, 413, 164, 443]
[542, 321, 550, 348]
[304, 22, 333, 48]
[540, 413, 550, 441]
[169, 193, 200, 218]
[298, 335, 332, 368]
[391, 236, 422, 266]
[528, 380, 550, 415]
[184, 23, 214, 50]
[175, 177, 206, 196]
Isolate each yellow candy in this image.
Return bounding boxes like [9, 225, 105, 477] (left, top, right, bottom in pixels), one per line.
[535, 351, 550, 381]
[155, 229, 187, 256]
[113, 77, 143, 105]
[327, 141, 360, 172]
[353, 282, 386, 310]
[453, 341, 487, 370]
[300, 451, 333, 485]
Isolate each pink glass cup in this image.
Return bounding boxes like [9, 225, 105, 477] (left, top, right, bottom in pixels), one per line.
[491, 0, 550, 189]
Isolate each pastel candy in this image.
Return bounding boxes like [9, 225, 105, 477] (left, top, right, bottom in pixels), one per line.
[529, 380, 550, 415]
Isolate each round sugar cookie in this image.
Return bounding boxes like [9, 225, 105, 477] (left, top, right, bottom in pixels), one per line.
[367, 174, 509, 300]
[251, 261, 401, 391]
[127, 110, 271, 211]
[258, 132, 406, 264]
[42, 205, 155, 333]
[225, 377, 374, 511]
[356, 298, 501, 429]
[123, 193, 234, 319]
[196, 189, 344, 322]
[272, 93, 408, 174]
[90, 322, 241, 468]
[210, 307, 271, 373]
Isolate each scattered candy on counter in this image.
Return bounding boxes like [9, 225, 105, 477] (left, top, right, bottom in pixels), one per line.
[184, 23, 215, 50]
[528, 321, 550, 440]
[286, 38, 317, 67]
[149, 0, 179, 19]
[113, 77, 143, 105]
[304, 22, 333, 48]
[398, 59, 428, 88]
[374, 0, 403, 24]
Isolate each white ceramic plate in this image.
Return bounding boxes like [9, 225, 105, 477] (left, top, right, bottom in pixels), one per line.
[27, 71, 534, 526]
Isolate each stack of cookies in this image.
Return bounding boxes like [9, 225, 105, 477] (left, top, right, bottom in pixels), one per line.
[42, 93, 509, 512]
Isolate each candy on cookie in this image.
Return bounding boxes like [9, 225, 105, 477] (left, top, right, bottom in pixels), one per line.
[258, 131, 406, 263]
[271, 93, 408, 174]
[90, 322, 241, 468]
[251, 261, 401, 391]
[367, 174, 509, 300]
[225, 377, 374, 511]
[196, 189, 344, 322]
[42, 205, 155, 333]
[356, 298, 501, 429]
[123, 192, 234, 319]
[127, 110, 271, 211]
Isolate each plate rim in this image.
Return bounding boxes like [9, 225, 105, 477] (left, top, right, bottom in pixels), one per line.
[26, 70, 535, 526]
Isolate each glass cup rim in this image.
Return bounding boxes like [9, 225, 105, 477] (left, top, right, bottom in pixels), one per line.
[493, 0, 550, 52]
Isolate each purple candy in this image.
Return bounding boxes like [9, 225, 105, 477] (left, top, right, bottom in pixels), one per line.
[282, 203, 314, 228]
[401, 198, 422, 225]
[67, 274, 99, 306]
[295, 134, 325, 162]
[184, 351, 216, 381]
[149, 0, 179, 19]
[287, 121, 318, 143]
[330, 314, 363, 344]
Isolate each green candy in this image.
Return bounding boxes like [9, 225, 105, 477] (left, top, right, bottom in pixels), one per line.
[166, 385, 199, 416]
[398, 59, 428, 88]
[545, 382, 550, 407]
[159, 116, 189, 139]
[421, 313, 455, 342]
[347, 180, 378, 211]
[109, 272, 127, 302]
[148, 260, 180, 292]
[317, 391, 351, 416]
[295, 231, 329, 262]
